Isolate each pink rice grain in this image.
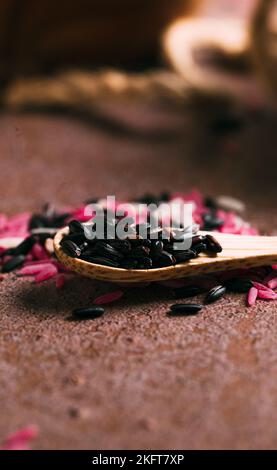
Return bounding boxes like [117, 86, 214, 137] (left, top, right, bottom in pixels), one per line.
[1, 425, 38, 450]
[93, 290, 124, 305]
[31, 243, 49, 261]
[253, 281, 275, 293]
[7, 212, 30, 225]
[257, 290, 277, 301]
[55, 273, 66, 289]
[18, 264, 55, 276]
[0, 214, 7, 231]
[35, 265, 58, 283]
[247, 287, 258, 306]
[24, 259, 57, 267]
[268, 278, 277, 290]
[72, 206, 92, 222]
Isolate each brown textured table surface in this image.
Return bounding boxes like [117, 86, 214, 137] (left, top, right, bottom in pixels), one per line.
[0, 103, 276, 449]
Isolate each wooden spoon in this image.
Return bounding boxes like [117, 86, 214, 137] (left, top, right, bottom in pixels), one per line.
[53, 227, 277, 283]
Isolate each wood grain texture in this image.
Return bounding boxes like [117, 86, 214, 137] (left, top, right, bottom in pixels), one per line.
[54, 228, 277, 283]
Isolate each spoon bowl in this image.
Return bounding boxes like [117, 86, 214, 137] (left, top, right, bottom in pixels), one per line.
[54, 227, 277, 283]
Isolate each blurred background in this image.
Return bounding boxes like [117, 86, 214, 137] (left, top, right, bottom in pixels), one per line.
[0, 0, 276, 213]
[0, 0, 277, 450]
[0, 0, 275, 212]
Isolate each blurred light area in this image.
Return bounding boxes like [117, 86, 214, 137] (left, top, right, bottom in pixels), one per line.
[202, 0, 257, 17]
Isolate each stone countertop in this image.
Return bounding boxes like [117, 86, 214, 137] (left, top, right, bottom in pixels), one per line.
[0, 104, 276, 449]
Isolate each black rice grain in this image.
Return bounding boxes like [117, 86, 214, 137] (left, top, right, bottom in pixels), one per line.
[90, 241, 124, 261]
[62, 233, 86, 245]
[191, 242, 207, 254]
[151, 240, 164, 255]
[1, 236, 36, 256]
[204, 234, 223, 253]
[168, 303, 203, 316]
[12, 236, 36, 256]
[51, 213, 70, 227]
[135, 257, 153, 269]
[202, 213, 224, 231]
[29, 215, 48, 230]
[2, 255, 25, 273]
[31, 231, 56, 243]
[72, 306, 105, 319]
[191, 235, 205, 246]
[60, 217, 222, 271]
[174, 249, 197, 263]
[205, 285, 226, 303]
[60, 240, 81, 257]
[153, 251, 175, 268]
[127, 245, 150, 258]
[108, 239, 131, 254]
[120, 259, 139, 269]
[69, 220, 84, 235]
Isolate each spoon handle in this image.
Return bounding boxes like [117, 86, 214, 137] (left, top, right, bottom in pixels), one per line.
[189, 232, 277, 275]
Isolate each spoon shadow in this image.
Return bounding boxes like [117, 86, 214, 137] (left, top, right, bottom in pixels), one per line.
[14, 275, 171, 320]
